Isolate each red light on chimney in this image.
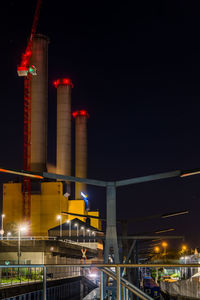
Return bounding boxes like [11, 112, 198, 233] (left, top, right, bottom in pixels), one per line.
[72, 110, 89, 118]
[53, 78, 73, 88]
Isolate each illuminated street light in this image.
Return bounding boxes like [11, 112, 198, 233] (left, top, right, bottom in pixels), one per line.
[92, 231, 96, 242]
[1, 214, 5, 240]
[182, 245, 187, 252]
[162, 241, 168, 256]
[18, 226, 27, 264]
[81, 226, 85, 242]
[7, 231, 11, 240]
[74, 223, 79, 242]
[57, 215, 62, 238]
[66, 220, 71, 237]
[154, 246, 160, 253]
[87, 229, 91, 243]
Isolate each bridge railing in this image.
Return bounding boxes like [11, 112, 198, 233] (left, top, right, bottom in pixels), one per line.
[0, 263, 200, 300]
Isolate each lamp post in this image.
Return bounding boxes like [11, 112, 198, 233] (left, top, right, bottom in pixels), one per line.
[87, 229, 91, 244]
[182, 245, 187, 278]
[1, 214, 5, 240]
[162, 241, 168, 257]
[57, 215, 62, 238]
[66, 220, 71, 238]
[18, 226, 27, 264]
[74, 223, 79, 242]
[154, 246, 160, 283]
[81, 226, 85, 242]
[7, 231, 11, 240]
[92, 231, 96, 242]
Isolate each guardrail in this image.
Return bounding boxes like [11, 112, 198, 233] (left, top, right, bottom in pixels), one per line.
[0, 263, 199, 300]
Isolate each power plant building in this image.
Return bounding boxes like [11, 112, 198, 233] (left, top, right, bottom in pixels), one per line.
[2, 34, 101, 236]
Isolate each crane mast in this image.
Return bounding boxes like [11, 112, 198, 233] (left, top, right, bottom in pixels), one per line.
[17, 0, 42, 222]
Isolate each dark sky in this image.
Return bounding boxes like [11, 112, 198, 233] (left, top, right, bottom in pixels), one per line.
[1, 0, 200, 247]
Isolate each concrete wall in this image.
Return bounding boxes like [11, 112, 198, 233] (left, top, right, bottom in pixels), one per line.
[0, 251, 44, 264]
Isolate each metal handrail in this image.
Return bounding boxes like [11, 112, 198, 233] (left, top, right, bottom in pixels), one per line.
[1, 263, 199, 300]
[101, 267, 153, 300]
[0, 263, 199, 268]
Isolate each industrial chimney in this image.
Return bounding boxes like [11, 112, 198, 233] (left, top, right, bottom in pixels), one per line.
[30, 34, 49, 172]
[54, 78, 73, 176]
[72, 110, 89, 199]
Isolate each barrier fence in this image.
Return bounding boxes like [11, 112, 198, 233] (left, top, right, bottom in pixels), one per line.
[0, 263, 200, 300]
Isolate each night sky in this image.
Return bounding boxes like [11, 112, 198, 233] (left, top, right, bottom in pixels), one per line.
[1, 0, 200, 247]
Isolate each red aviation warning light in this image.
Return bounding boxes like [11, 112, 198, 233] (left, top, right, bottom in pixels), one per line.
[72, 110, 89, 118]
[53, 78, 74, 88]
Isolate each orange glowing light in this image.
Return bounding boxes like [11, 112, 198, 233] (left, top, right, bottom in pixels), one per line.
[154, 246, 160, 253]
[162, 241, 168, 248]
[182, 245, 187, 251]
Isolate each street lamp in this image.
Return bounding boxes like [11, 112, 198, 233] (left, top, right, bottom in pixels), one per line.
[181, 244, 188, 276]
[74, 223, 79, 242]
[1, 214, 5, 240]
[66, 220, 71, 238]
[81, 226, 85, 242]
[92, 231, 96, 242]
[18, 226, 27, 264]
[87, 229, 91, 243]
[154, 246, 160, 283]
[162, 241, 168, 256]
[182, 245, 187, 252]
[7, 231, 11, 240]
[57, 215, 62, 238]
[154, 246, 160, 253]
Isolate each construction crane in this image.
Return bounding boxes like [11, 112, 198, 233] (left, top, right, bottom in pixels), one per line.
[17, 0, 42, 222]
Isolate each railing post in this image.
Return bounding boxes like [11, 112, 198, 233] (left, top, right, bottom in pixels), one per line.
[123, 286, 126, 300]
[116, 266, 121, 300]
[43, 266, 46, 300]
[125, 288, 129, 300]
[100, 270, 104, 300]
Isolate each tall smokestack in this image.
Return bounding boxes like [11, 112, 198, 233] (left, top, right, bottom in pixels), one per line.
[30, 34, 49, 172]
[72, 110, 89, 199]
[54, 78, 73, 175]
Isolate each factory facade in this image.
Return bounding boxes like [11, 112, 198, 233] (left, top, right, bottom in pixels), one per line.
[2, 34, 101, 236]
